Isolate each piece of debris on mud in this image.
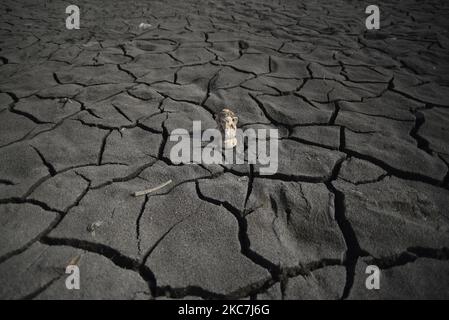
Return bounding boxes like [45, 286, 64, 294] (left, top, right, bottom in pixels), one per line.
[138, 22, 152, 30]
[87, 220, 104, 236]
[67, 254, 82, 266]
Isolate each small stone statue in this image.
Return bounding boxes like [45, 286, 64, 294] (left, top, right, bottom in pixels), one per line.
[215, 108, 238, 149]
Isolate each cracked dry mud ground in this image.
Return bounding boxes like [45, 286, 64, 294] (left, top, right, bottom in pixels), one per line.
[1, 0, 449, 300]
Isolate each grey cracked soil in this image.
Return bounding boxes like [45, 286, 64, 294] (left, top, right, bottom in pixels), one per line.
[1, 0, 449, 300]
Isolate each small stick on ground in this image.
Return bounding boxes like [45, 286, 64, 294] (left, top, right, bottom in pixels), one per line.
[67, 254, 82, 266]
[133, 179, 173, 197]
